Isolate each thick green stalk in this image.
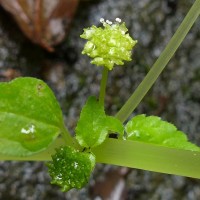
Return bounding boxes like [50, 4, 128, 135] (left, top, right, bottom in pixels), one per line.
[93, 139, 200, 179]
[99, 67, 109, 106]
[2, 138, 200, 179]
[115, 0, 200, 122]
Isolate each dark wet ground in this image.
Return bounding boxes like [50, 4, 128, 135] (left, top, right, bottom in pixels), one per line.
[0, 0, 200, 199]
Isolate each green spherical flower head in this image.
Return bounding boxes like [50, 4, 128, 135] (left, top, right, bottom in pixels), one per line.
[80, 18, 137, 70]
[47, 146, 95, 192]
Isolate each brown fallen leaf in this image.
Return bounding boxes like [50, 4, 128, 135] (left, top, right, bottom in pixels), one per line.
[0, 0, 79, 52]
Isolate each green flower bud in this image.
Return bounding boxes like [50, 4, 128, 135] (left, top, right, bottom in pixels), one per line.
[80, 18, 137, 70]
[47, 146, 95, 192]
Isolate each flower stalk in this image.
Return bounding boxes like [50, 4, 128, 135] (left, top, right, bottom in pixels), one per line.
[99, 67, 109, 106]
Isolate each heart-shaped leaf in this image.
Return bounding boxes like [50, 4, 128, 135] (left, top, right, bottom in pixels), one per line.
[0, 77, 64, 156]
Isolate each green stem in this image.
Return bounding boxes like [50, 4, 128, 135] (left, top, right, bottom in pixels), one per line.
[3, 138, 200, 179]
[61, 125, 73, 145]
[93, 139, 200, 179]
[61, 125, 82, 150]
[99, 67, 109, 106]
[115, 0, 200, 122]
[61, 126, 75, 145]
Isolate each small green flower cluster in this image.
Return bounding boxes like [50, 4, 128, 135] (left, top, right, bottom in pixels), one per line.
[81, 18, 137, 70]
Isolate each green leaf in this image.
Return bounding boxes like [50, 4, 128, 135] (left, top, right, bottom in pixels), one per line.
[125, 114, 200, 151]
[0, 77, 64, 156]
[47, 146, 95, 192]
[75, 96, 124, 148]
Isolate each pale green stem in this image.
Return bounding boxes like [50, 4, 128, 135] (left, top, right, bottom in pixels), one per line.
[61, 125, 73, 145]
[93, 139, 200, 179]
[99, 67, 109, 106]
[115, 0, 200, 122]
[2, 138, 200, 179]
[61, 124, 82, 150]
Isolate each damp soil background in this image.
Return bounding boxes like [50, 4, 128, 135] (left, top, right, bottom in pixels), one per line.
[0, 0, 200, 199]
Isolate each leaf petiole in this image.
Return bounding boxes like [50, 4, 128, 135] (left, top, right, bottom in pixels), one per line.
[115, 0, 200, 123]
